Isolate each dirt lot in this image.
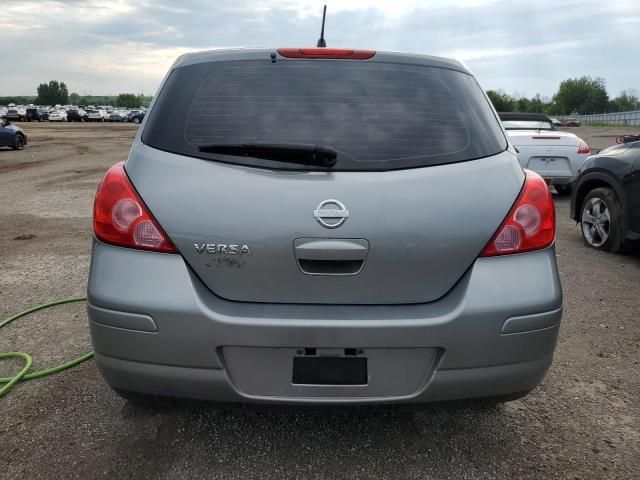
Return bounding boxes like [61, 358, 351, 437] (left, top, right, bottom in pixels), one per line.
[560, 124, 640, 152]
[1, 123, 638, 479]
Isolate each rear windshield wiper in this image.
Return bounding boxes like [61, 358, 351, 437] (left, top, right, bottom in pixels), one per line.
[197, 143, 338, 168]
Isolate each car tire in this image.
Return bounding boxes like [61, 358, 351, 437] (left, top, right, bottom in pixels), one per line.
[580, 187, 626, 252]
[12, 134, 25, 150]
[133, 117, 141, 124]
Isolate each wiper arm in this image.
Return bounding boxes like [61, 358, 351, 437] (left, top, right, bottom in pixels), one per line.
[197, 143, 338, 168]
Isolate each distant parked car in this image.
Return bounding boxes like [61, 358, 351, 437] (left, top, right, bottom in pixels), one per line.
[550, 117, 562, 126]
[570, 136, 640, 252]
[126, 109, 141, 120]
[26, 107, 46, 122]
[5, 107, 26, 122]
[107, 110, 127, 122]
[67, 107, 88, 122]
[499, 112, 590, 194]
[564, 117, 581, 127]
[48, 109, 68, 122]
[128, 110, 145, 124]
[0, 118, 27, 149]
[87, 109, 107, 122]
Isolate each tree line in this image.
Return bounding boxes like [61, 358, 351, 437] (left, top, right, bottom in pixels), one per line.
[0, 80, 152, 108]
[2, 76, 637, 115]
[487, 76, 639, 115]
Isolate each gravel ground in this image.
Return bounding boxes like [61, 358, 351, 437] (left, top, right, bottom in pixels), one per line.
[0, 123, 638, 479]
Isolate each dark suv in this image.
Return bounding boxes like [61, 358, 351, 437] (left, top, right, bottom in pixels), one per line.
[5, 108, 25, 122]
[570, 137, 640, 252]
[26, 107, 46, 122]
[67, 108, 88, 122]
[128, 110, 145, 124]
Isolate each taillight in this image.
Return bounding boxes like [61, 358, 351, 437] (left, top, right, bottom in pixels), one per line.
[93, 162, 177, 253]
[277, 48, 375, 59]
[480, 170, 555, 257]
[577, 139, 590, 154]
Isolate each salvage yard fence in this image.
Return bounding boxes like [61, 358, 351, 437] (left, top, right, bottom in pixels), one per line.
[558, 110, 640, 127]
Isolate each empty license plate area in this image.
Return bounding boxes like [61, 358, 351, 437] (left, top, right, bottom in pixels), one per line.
[292, 349, 367, 386]
[528, 156, 571, 174]
[221, 346, 438, 399]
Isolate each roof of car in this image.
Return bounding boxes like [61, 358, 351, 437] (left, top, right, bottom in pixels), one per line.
[498, 112, 554, 122]
[171, 48, 471, 74]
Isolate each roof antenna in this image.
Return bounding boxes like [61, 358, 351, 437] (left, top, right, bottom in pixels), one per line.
[317, 5, 327, 47]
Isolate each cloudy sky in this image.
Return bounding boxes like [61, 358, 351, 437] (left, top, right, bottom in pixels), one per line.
[2, 0, 638, 98]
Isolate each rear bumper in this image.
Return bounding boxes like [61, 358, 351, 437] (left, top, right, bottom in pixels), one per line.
[87, 241, 563, 404]
[545, 176, 573, 186]
[94, 352, 554, 404]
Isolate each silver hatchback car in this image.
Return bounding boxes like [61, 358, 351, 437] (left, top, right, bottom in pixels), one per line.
[88, 48, 562, 405]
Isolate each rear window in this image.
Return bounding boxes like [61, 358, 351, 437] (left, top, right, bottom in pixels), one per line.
[143, 60, 506, 171]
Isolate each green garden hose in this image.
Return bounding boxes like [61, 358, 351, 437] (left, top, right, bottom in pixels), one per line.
[0, 297, 93, 397]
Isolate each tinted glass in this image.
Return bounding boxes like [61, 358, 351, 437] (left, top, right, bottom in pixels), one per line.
[143, 60, 506, 171]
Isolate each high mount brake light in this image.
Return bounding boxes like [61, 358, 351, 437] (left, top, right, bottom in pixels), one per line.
[480, 170, 555, 256]
[277, 48, 376, 59]
[93, 162, 177, 253]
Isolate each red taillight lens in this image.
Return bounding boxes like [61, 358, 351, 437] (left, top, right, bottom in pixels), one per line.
[277, 48, 376, 59]
[577, 139, 590, 154]
[480, 170, 555, 257]
[93, 162, 177, 253]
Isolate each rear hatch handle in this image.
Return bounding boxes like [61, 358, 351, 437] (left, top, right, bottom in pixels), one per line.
[293, 238, 369, 276]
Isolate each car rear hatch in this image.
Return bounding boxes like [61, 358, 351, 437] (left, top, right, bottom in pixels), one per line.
[127, 49, 521, 305]
[507, 131, 581, 177]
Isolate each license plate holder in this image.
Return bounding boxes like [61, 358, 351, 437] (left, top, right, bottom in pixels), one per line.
[292, 356, 368, 385]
